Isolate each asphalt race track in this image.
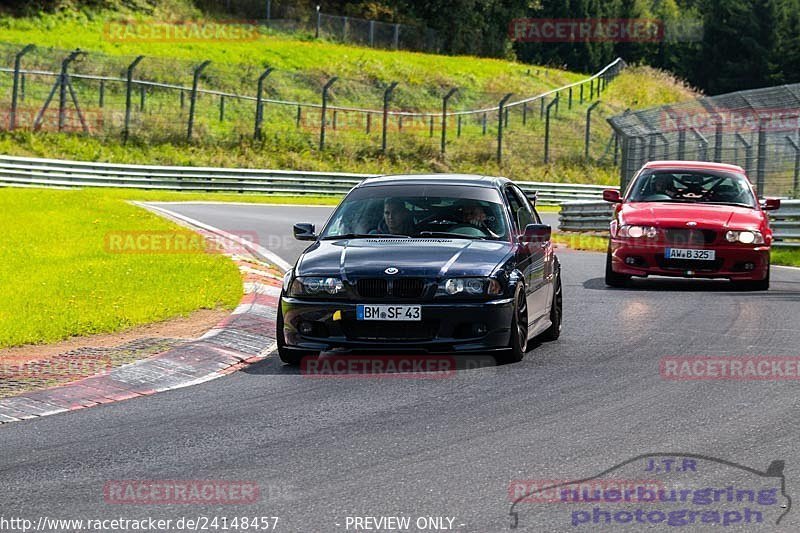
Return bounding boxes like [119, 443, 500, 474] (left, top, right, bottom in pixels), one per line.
[1, 203, 799, 532]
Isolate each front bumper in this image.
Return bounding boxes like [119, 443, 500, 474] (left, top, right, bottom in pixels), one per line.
[280, 296, 514, 352]
[609, 239, 770, 280]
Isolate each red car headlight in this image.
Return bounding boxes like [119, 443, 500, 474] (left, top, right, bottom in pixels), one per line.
[725, 230, 764, 245]
[618, 225, 658, 239]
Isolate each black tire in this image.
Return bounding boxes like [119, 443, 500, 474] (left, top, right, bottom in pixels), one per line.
[495, 288, 528, 365]
[733, 264, 770, 291]
[538, 267, 562, 342]
[276, 302, 319, 366]
[605, 246, 630, 288]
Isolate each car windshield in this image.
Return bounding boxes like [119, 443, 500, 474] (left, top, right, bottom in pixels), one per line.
[320, 189, 510, 241]
[627, 170, 757, 208]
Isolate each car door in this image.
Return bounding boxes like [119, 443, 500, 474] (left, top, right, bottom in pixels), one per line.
[510, 185, 550, 323]
[503, 186, 536, 325]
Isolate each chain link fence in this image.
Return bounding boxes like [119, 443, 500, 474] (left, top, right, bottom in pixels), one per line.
[0, 42, 625, 169]
[609, 84, 800, 198]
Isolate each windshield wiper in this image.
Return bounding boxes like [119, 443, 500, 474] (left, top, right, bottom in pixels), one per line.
[321, 233, 410, 240]
[414, 231, 487, 240]
[700, 201, 754, 209]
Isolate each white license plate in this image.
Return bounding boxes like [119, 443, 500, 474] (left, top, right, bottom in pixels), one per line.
[356, 304, 421, 321]
[665, 248, 716, 261]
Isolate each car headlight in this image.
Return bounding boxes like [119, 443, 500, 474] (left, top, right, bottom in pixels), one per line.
[618, 225, 658, 238]
[288, 276, 345, 296]
[725, 230, 764, 245]
[436, 277, 502, 296]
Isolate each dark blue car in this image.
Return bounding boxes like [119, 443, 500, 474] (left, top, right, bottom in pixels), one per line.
[277, 174, 562, 365]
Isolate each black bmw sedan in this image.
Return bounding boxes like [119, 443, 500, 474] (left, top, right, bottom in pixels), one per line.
[277, 174, 562, 365]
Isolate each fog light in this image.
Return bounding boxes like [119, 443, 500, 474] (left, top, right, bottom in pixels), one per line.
[744, 262, 755, 271]
[472, 323, 487, 336]
[625, 257, 636, 265]
[299, 321, 313, 335]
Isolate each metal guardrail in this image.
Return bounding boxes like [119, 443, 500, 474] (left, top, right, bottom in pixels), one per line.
[0, 154, 612, 205]
[559, 199, 800, 247]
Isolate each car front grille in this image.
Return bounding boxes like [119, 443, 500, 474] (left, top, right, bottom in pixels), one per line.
[356, 278, 426, 299]
[342, 320, 439, 341]
[663, 229, 717, 245]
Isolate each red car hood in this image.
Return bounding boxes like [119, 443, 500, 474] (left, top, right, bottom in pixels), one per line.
[620, 202, 765, 229]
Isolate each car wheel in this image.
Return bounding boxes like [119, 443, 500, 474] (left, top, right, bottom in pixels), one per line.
[605, 246, 630, 288]
[538, 268, 562, 342]
[496, 288, 528, 365]
[276, 302, 319, 366]
[733, 264, 770, 291]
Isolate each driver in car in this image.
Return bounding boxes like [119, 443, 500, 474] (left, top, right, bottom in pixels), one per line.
[373, 198, 415, 235]
[460, 201, 500, 238]
[652, 174, 677, 197]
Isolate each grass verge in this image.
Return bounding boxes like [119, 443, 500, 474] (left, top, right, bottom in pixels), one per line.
[0, 187, 245, 349]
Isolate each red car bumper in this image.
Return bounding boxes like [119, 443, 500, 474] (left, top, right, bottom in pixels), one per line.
[609, 239, 770, 280]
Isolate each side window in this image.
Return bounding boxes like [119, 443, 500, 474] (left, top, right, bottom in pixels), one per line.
[513, 186, 541, 224]
[504, 187, 524, 231]
[510, 186, 534, 228]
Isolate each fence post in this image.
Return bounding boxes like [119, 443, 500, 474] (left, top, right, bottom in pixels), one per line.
[9, 44, 34, 131]
[441, 88, 458, 156]
[123, 55, 144, 143]
[382, 81, 398, 152]
[568, 87, 572, 110]
[296, 106, 302, 128]
[756, 117, 767, 195]
[482, 112, 487, 135]
[584, 100, 601, 159]
[497, 93, 513, 164]
[429, 115, 434, 137]
[219, 95, 225, 121]
[60, 51, 80, 131]
[333, 110, 338, 130]
[369, 20, 375, 46]
[366, 113, 372, 134]
[342, 16, 348, 40]
[522, 102, 527, 125]
[677, 129, 686, 159]
[254, 67, 274, 140]
[457, 115, 462, 137]
[99, 80, 105, 108]
[580, 83, 584, 105]
[187, 60, 211, 141]
[315, 5, 321, 38]
[714, 120, 723, 162]
[319, 76, 338, 150]
[180, 90, 185, 109]
[785, 136, 800, 196]
[544, 95, 559, 164]
[139, 84, 146, 111]
[734, 133, 752, 176]
[393, 24, 400, 50]
[540, 97, 545, 119]
[690, 127, 709, 161]
[613, 133, 619, 165]
[590, 78, 595, 100]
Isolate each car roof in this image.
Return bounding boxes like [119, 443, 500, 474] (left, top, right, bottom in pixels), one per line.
[642, 160, 746, 173]
[358, 173, 510, 189]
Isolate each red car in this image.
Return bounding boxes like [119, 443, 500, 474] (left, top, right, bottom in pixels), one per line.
[603, 161, 780, 290]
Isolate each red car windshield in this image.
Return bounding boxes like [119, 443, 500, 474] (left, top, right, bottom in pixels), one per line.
[627, 170, 757, 208]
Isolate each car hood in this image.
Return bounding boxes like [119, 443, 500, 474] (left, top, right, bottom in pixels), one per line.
[297, 238, 513, 279]
[621, 202, 765, 228]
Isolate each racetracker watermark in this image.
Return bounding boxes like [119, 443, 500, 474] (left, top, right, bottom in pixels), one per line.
[0, 354, 111, 380]
[103, 480, 260, 505]
[508, 479, 665, 503]
[660, 108, 800, 134]
[104, 230, 258, 255]
[661, 356, 800, 380]
[104, 20, 259, 43]
[509, 18, 662, 42]
[301, 355, 458, 379]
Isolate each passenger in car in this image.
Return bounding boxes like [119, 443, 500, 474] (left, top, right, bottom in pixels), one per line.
[374, 198, 415, 235]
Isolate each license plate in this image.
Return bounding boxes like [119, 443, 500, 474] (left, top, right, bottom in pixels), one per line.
[356, 304, 421, 321]
[665, 248, 716, 261]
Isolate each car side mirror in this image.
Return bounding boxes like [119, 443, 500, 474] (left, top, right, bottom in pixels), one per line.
[293, 223, 316, 241]
[603, 189, 622, 203]
[520, 223, 551, 243]
[761, 198, 781, 211]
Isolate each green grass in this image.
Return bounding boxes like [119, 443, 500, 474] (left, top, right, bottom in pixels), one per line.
[0, 187, 245, 349]
[772, 248, 800, 267]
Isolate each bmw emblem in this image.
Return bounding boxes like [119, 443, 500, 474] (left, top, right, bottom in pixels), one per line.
[384, 267, 399, 275]
[686, 221, 698, 227]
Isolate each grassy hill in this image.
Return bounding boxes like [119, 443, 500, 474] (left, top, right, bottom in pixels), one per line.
[0, 5, 698, 185]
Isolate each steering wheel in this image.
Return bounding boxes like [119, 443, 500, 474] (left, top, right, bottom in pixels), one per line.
[443, 223, 489, 237]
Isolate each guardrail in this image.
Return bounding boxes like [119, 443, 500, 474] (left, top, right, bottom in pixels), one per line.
[559, 199, 800, 247]
[0, 155, 612, 205]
